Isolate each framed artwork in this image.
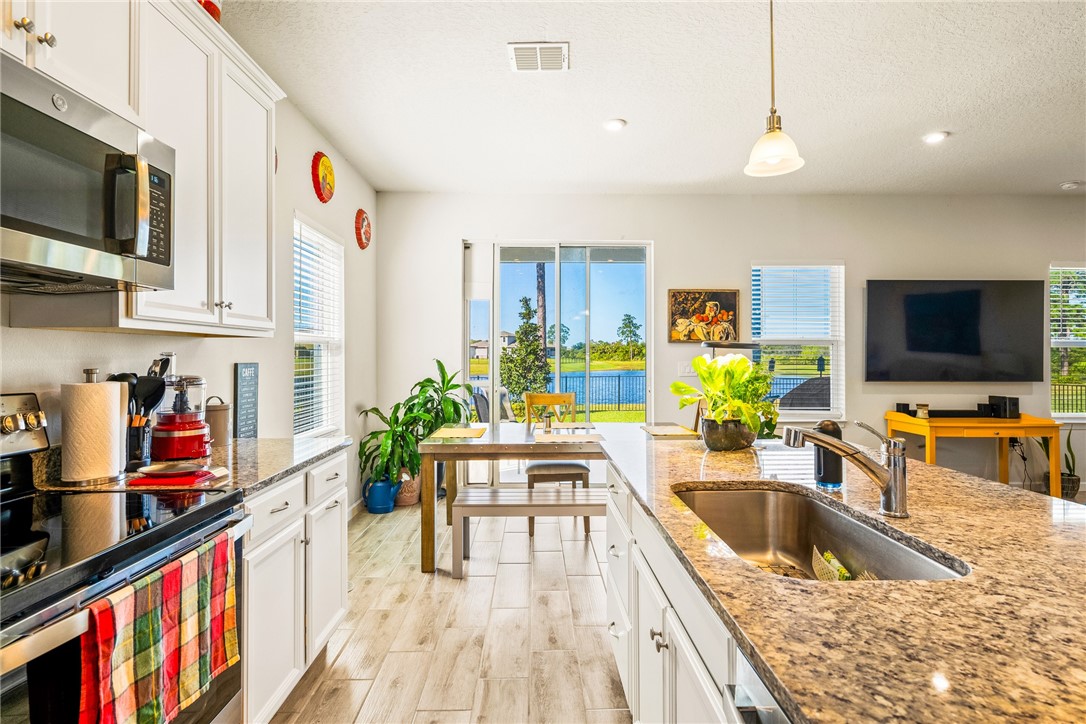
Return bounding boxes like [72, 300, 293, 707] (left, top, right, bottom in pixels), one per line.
[668, 289, 739, 343]
[355, 209, 372, 250]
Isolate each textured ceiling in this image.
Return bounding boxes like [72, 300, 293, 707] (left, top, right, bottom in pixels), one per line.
[223, 1, 1086, 194]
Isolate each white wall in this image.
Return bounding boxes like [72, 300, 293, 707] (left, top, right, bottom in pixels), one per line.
[0, 99, 377, 506]
[375, 193, 1085, 481]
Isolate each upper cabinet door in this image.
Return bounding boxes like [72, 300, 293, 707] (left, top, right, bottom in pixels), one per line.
[30, 0, 139, 121]
[219, 58, 275, 330]
[2, 0, 30, 61]
[131, 2, 219, 326]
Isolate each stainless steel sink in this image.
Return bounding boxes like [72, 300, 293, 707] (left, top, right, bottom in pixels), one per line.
[675, 487, 967, 581]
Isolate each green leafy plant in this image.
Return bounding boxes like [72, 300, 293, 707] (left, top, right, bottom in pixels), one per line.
[358, 402, 431, 483]
[670, 354, 779, 437]
[498, 297, 550, 399]
[1032, 428, 1078, 477]
[407, 359, 473, 438]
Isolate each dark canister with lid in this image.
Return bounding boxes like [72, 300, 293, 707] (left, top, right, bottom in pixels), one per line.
[814, 419, 843, 489]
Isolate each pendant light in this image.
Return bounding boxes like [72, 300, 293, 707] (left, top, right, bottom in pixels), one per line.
[744, 0, 805, 177]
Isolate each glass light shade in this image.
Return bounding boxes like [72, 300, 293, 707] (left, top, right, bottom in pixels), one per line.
[744, 130, 805, 177]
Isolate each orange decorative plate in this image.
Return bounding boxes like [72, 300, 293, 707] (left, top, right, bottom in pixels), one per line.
[311, 151, 335, 203]
[355, 209, 372, 249]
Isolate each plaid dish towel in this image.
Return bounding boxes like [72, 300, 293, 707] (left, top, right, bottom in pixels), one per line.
[79, 531, 239, 724]
[178, 531, 240, 712]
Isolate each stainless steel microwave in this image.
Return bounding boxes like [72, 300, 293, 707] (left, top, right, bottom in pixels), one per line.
[0, 55, 174, 293]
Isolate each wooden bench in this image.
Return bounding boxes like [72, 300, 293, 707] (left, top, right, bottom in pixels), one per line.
[451, 488, 607, 578]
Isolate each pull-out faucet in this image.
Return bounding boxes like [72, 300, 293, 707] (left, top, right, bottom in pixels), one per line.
[783, 421, 909, 518]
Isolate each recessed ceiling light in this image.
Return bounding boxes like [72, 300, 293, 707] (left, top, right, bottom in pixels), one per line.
[1059, 181, 1082, 191]
[603, 118, 627, 132]
[923, 131, 950, 145]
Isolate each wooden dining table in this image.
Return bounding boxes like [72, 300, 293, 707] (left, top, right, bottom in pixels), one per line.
[417, 422, 610, 573]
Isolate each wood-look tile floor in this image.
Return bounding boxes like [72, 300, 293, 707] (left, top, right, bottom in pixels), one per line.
[272, 502, 630, 724]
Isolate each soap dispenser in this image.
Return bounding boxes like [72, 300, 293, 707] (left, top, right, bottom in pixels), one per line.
[814, 419, 843, 490]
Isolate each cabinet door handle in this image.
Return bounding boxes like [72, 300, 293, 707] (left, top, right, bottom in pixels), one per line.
[301, 537, 311, 545]
[13, 17, 35, 33]
[648, 627, 662, 642]
[326, 472, 341, 482]
[225, 301, 234, 310]
[213, 301, 223, 309]
[607, 544, 622, 558]
[270, 502, 290, 514]
[36, 32, 57, 47]
[325, 500, 340, 511]
[607, 483, 619, 494]
[608, 622, 620, 639]
[655, 635, 669, 653]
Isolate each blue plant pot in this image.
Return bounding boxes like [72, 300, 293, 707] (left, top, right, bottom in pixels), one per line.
[362, 476, 402, 514]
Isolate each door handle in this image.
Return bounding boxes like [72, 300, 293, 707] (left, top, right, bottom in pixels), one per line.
[13, 17, 35, 33]
[608, 622, 621, 639]
[325, 499, 340, 511]
[648, 627, 661, 642]
[607, 544, 622, 558]
[36, 32, 57, 47]
[326, 472, 341, 482]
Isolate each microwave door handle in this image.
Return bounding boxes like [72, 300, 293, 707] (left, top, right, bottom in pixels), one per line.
[133, 155, 150, 258]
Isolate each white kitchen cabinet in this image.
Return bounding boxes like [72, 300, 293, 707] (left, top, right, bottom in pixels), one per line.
[243, 517, 306, 724]
[634, 549, 668, 723]
[1, 0, 30, 61]
[29, 0, 139, 121]
[666, 608, 738, 723]
[131, 0, 219, 326]
[242, 452, 349, 722]
[305, 487, 349, 660]
[219, 56, 275, 330]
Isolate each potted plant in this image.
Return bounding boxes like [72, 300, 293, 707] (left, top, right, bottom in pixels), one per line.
[402, 360, 472, 505]
[670, 353, 779, 451]
[1036, 429, 1080, 500]
[358, 401, 431, 514]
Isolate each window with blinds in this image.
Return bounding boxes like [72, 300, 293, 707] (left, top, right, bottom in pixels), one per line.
[293, 219, 345, 436]
[1050, 265, 1086, 416]
[751, 264, 846, 418]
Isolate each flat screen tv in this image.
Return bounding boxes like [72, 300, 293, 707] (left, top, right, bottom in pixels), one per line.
[865, 280, 1045, 382]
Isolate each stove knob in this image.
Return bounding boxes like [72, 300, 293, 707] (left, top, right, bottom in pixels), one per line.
[1, 414, 26, 434]
[23, 411, 47, 430]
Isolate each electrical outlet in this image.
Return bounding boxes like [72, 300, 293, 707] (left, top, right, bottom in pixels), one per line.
[678, 361, 695, 377]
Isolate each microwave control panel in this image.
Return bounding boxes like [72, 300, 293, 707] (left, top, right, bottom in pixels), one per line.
[147, 166, 171, 266]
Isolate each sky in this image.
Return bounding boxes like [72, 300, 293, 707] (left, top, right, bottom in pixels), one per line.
[470, 260, 646, 344]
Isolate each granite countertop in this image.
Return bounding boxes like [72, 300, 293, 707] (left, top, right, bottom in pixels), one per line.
[599, 425, 1086, 723]
[210, 437, 353, 496]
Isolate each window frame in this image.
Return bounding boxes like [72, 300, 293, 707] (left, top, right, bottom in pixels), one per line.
[1049, 263, 1086, 421]
[292, 214, 346, 438]
[751, 262, 847, 422]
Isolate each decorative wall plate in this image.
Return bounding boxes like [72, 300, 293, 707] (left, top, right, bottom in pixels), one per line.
[355, 209, 372, 250]
[311, 151, 335, 203]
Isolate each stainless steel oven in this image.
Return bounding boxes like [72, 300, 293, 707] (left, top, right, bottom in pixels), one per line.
[0, 54, 174, 294]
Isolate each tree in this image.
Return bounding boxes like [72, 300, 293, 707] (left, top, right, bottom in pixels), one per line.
[499, 297, 550, 400]
[547, 323, 570, 347]
[617, 314, 643, 360]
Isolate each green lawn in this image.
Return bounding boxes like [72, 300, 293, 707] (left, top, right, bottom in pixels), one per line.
[589, 410, 646, 423]
[468, 358, 645, 376]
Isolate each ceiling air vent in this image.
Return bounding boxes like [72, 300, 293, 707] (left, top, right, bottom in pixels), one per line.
[508, 42, 569, 72]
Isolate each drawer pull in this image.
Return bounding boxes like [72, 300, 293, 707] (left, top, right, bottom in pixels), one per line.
[325, 472, 341, 482]
[608, 622, 620, 639]
[270, 502, 291, 514]
[325, 500, 341, 511]
[607, 544, 622, 558]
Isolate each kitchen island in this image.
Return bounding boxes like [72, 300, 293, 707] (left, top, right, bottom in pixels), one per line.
[597, 424, 1085, 722]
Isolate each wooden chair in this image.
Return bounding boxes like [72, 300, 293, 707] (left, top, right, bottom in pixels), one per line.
[523, 392, 591, 537]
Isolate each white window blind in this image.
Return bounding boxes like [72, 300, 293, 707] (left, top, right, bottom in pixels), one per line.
[293, 219, 345, 436]
[1050, 265, 1086, 416]
[751, 264, 846, 418]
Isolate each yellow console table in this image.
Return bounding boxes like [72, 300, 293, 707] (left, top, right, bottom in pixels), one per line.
[884, 412, 1062, 497]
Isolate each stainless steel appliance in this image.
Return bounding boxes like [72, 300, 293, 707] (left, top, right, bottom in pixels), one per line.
[0, 393, 247, 722]
[0, 55, 175, 293]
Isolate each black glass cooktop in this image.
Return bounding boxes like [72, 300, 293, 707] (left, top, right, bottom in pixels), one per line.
[0, 485, 242, 627]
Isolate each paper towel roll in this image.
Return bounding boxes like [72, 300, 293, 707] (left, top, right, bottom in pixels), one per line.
[62, 382, 122, 482]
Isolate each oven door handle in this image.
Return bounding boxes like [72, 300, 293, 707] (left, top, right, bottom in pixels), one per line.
[0, 609, 89, 676]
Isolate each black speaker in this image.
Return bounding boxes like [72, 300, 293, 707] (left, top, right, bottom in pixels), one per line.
[977, 403, 996, 417]
[988, 395, 1021, 419]
[895, 403, 912, 413]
